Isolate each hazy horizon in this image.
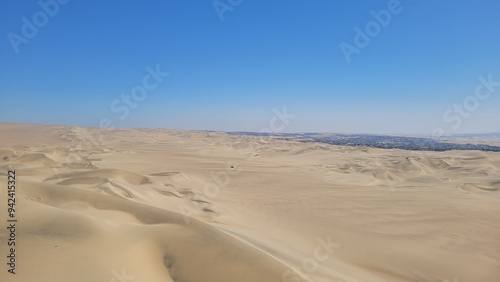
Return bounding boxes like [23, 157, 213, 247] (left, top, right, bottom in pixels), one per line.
[3, 120, 500, 138]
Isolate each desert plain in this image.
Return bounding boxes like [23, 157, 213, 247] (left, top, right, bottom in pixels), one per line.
[0, 122, 499, 282]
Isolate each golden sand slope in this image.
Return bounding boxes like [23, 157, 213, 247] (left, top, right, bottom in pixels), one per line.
[0, 122, 499, 282]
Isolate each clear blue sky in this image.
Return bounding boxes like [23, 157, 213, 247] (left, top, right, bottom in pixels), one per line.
[1, 0, 499, 135]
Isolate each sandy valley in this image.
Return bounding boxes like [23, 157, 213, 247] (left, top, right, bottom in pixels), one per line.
[1, 122, 499, 282]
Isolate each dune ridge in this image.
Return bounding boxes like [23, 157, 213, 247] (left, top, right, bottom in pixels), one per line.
[1, 122, 500, 282]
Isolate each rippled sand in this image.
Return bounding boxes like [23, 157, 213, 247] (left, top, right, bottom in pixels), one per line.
[1, 122, 499, 282]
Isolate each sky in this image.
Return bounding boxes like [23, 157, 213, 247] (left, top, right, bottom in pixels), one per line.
[1, 0, 499, 135]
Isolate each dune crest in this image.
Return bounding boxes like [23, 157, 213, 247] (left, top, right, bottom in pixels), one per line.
[1, 122, 500, 282]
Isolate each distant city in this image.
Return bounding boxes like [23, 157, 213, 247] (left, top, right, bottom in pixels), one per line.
[228, 132, 500, 152]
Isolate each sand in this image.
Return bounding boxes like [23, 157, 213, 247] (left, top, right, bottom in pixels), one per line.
[0, 122, 499, 282]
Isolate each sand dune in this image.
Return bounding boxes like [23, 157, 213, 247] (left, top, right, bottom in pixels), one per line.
[1, 122, 500, 282]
